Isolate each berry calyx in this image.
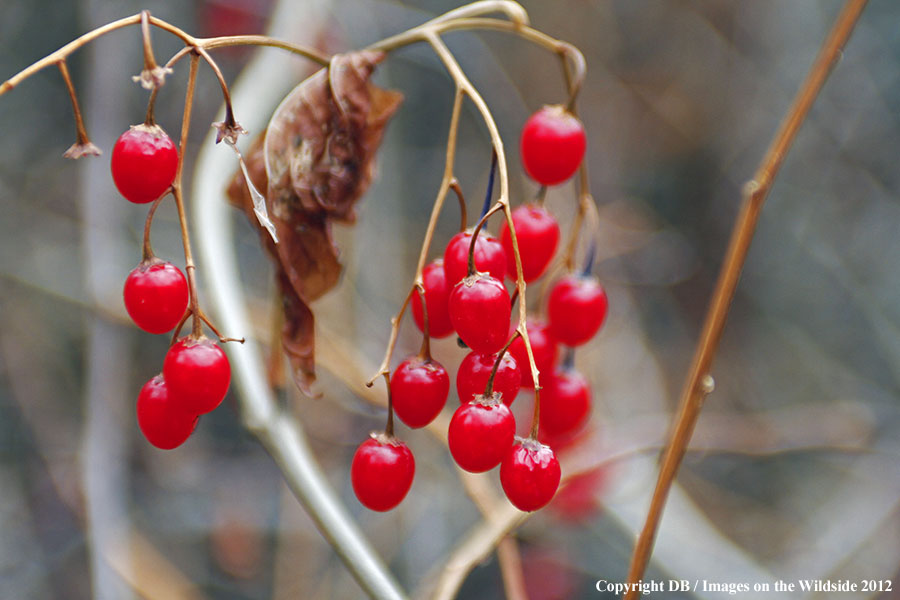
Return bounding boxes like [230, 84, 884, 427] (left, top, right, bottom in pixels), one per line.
[448, 394, 516, 473]
[508, 318, 558, 389]
[456, 350, 521, 405]
[539, 366, 591, 438]
[449, 273, 511, 354]
[499, 204, 560, 282]
[351, 434, 415, 512]
[500, 437, 561, 512]
[162, 337, 231, 415]
[520, 105, 586, 186]
[547, 274, 608, 346]
[111, 124, 179, 204]
[123, 260, 189, 334]
[136, 375, 198, 450]
[410, 259, 454, 338]
[390, 356, 450, 428]
[443, 230, 506, 286]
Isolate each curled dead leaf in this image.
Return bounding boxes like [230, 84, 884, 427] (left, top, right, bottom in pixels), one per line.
[227, 50, 403, 394]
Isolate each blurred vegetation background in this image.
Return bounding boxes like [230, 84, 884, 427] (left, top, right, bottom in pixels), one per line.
[1, 0, 899, 598]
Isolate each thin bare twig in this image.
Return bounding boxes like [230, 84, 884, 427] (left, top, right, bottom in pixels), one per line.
[622, 1, 870, 595]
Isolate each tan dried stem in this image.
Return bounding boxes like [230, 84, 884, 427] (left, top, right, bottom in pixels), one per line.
[467, 202, 503, 276]
[366, 89, 465, 388]
[370, 17, 585, 101]
[141, 196, 164, 262]
[622, 0, 869, 596]
[172, 53, 203, 339]
[425, 0, 528, 27]
[197, 35, 329, 64]
[133, 10, 174, 91]
[0, 14, 327, 101]
[144, 86, 159, 126]
[57, 60, 100, 158]
[449, 178, 468, 232]
[484, 330, 519, 397]
[422, 30, 544, 420]
[561, 178, 598, 273]
[139, 11, 156, 72]
[414, 283, 432, 360]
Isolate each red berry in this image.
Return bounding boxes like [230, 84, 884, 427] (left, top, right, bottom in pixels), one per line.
[163, 337, 231, 415]
[539, 367, 591, 438]
[449, 274, 511, 354]
[500, 437, 561, 511]
[111, 124, 179, 204]
[547, 275, 608, 346]
[508, 318, 558, 389]
[390, 356, 449, 428]
[351, 435, 415, 511]
[499, 204, 560, 282]
[410, 259, 454, 338]
[456, 351, 521, 406]
[123, 260, 189, 334]
[520, 105, 586, 186]
[136, 375, 198, 449]
[443, 230, 506, 286]
[448, 394, 516, 472]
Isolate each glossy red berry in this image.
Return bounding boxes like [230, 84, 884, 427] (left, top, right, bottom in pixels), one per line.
[508, 318, 558, 389]
[449, 274, 511, 354]
[456, 351, 521, 406]
[500, 437, 561, 512]
[547, 275, 608, 346]
[136, 375, 198, 450]
[351, 435, 415, 512]
[390, 356, 449, 428]
[448, 394, 516, 472]
[111, 124, 179, 204]
[443, 230, 506, 286]
[123, 260, 189, 334]
[410, 259, 454, 338]
[499, 204, 560, 282]
[539, 367, 591, 438]
[520, 105, 586, 186]
[163, 337, 231, 415]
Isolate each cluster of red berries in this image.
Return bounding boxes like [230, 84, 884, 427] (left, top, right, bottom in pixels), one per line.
[352, 105, 607, 513]
[114, 124, 231, 449]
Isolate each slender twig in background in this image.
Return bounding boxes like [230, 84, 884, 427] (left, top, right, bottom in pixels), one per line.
[623, 1, 870, 595]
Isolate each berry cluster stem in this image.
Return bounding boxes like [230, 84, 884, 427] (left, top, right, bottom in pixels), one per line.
[0, 14, 328, 100]
[449, 178, 467, 232]
[172, 53, 203, 339]
[138, 11, 160, 76]
[466, 202, 502, 277]
[414, 284, 432, 360]
[141, 197, 164, 262]
[418, 28, 546, 436]
[484, 331, 519, 396]
[366, 89, 465, 389]
[57, 59, 100, 158]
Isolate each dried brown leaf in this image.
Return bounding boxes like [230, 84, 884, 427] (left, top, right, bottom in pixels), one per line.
[227, 50, 403, 394]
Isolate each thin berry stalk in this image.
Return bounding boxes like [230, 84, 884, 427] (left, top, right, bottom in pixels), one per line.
[141, 196, 164, 261]
[484, 331, 520, 396]
[172, 53, 203, 339]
